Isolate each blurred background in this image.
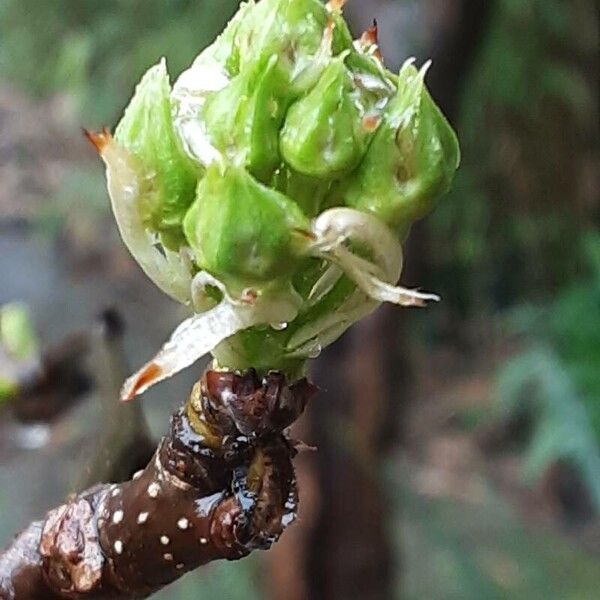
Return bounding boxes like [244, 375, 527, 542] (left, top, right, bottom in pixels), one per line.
[0, 0, 598, 598]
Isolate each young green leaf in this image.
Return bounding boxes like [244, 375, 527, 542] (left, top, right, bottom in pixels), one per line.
[115, 59, 198, 250]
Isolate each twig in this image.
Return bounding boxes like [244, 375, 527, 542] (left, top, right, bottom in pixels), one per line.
[0, 369, 316, 599]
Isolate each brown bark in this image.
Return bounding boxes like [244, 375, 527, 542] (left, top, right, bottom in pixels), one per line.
[267, 312, 406, 600]
[308, 312, 396, 600]
[0, 369, 316, 599]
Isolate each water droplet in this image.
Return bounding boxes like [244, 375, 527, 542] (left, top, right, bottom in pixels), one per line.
[194, 492, 223, 518]
[307, 343, 322, 358]
[281, 512, 296, 527]
[270, 321, 288, 331]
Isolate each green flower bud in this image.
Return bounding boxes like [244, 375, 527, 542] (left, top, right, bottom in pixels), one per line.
[115, 59, 197, 250]
[190, 0, 254, 76]
[183, 166, 309, 292]
[95, 0, 461, 399]
[344, 61, 460, 230]
[235, 0, 329, 80]
[345, 47, 397, 99]
[328, 5, 354, 54]
[280, 58, 371, 178]
[200, 55, 290, 182]
[271, 166, 332, 217]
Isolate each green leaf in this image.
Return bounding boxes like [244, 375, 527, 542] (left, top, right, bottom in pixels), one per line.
[0, 303, 39, 361]
[115, 59, 198, 250]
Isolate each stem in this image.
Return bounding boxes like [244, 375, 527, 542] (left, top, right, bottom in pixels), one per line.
[0, 368, 316, 599]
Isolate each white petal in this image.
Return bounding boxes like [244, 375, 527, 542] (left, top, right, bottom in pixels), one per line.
[287, 208, 439, 358]
[325, 244, 439, 307]
[286, 291, 374, 355]
[312, 207, 403, 280]
[311, 208, 439, 306]
[121, 293, 299, 401]
[172, 61, 228, 167]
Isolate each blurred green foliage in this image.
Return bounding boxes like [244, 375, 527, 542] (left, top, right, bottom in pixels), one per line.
[495, 233, 600, 506]
[496, 347, 600, 509]
[399, 470, 600, 600]
[0, 0, 240, 122]
[0, 379, 17, 404]
[429, 0, 600, 509]
[0, 303, 39, 404]
[153, 558, 263, 600]
[428, 0, 598, 314]
[0, 303, 39, 361]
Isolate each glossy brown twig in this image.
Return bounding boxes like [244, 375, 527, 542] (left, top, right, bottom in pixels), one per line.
[0, 369, 316, 599]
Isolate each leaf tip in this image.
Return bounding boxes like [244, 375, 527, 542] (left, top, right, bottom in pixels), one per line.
[83, 127, 112, 155]
[121, 362, 163, 402]
[327, 0, 348, 12]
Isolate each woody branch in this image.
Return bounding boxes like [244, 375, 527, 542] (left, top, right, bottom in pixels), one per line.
[0, 369, 316, 600]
